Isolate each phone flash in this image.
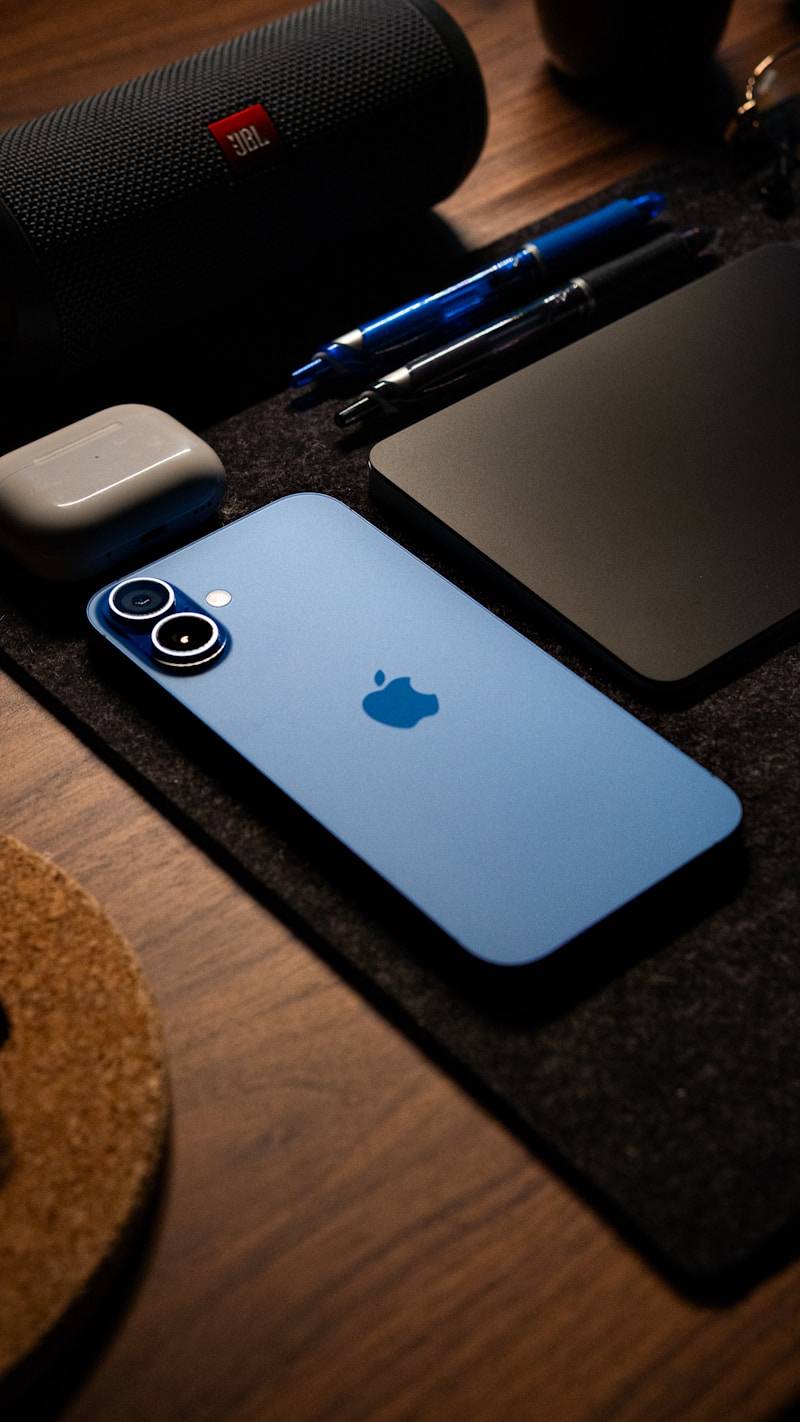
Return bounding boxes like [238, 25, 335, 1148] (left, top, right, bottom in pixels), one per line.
[205, 589, 232, 607]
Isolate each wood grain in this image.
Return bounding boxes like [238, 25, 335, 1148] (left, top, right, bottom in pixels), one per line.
[2, 2, 800, 1419]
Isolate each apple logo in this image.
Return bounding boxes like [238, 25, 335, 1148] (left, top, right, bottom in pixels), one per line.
[362, 670, 439, 728]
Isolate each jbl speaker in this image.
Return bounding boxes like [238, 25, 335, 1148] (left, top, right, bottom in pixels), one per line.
[0, 0, 486, 427]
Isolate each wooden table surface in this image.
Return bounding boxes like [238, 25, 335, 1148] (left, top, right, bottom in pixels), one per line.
[3, 2, 800, 1419]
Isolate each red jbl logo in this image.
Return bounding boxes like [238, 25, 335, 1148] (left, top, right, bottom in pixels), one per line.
[208, 104, 281, 173]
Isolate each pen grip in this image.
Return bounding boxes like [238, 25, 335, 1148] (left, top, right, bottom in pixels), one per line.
[359, 248, 539, 352]
[582, 231, 699, 304]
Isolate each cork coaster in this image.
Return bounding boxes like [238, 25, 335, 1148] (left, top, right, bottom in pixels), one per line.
[0, 835, 168, 1383]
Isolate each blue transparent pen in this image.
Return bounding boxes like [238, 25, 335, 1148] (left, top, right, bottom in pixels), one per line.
[290, 192, 665, 387]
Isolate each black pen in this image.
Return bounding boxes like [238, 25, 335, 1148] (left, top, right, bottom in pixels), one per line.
[335, 227, 710, 427]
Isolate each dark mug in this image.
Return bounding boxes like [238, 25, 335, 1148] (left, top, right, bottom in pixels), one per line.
[533, 0, 733, 87]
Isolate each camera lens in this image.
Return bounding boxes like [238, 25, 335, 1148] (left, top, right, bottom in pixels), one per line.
[109, 577, 174, 623]
[151, 611, 225, 669]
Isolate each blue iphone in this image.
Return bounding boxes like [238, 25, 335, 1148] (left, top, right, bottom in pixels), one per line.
[86, 494, 741, 967]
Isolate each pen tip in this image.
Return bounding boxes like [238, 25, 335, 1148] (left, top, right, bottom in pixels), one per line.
[335, 394, 375, 429]
[290, 355, 328, 388]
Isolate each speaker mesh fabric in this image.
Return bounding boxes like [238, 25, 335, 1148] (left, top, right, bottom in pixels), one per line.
[0, 0, 486, 378]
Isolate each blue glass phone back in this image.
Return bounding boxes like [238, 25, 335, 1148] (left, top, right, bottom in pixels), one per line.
[87, 494, 741, 966]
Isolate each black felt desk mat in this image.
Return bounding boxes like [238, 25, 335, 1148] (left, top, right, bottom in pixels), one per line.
[2, 139, 800, 1291]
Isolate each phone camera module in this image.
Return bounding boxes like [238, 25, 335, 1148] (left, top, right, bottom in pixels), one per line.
[151, 611, 225, 670]
[109, 577, 175, 623]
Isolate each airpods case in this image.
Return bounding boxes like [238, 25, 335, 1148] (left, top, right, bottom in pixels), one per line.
[0, 404, 225, 580]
